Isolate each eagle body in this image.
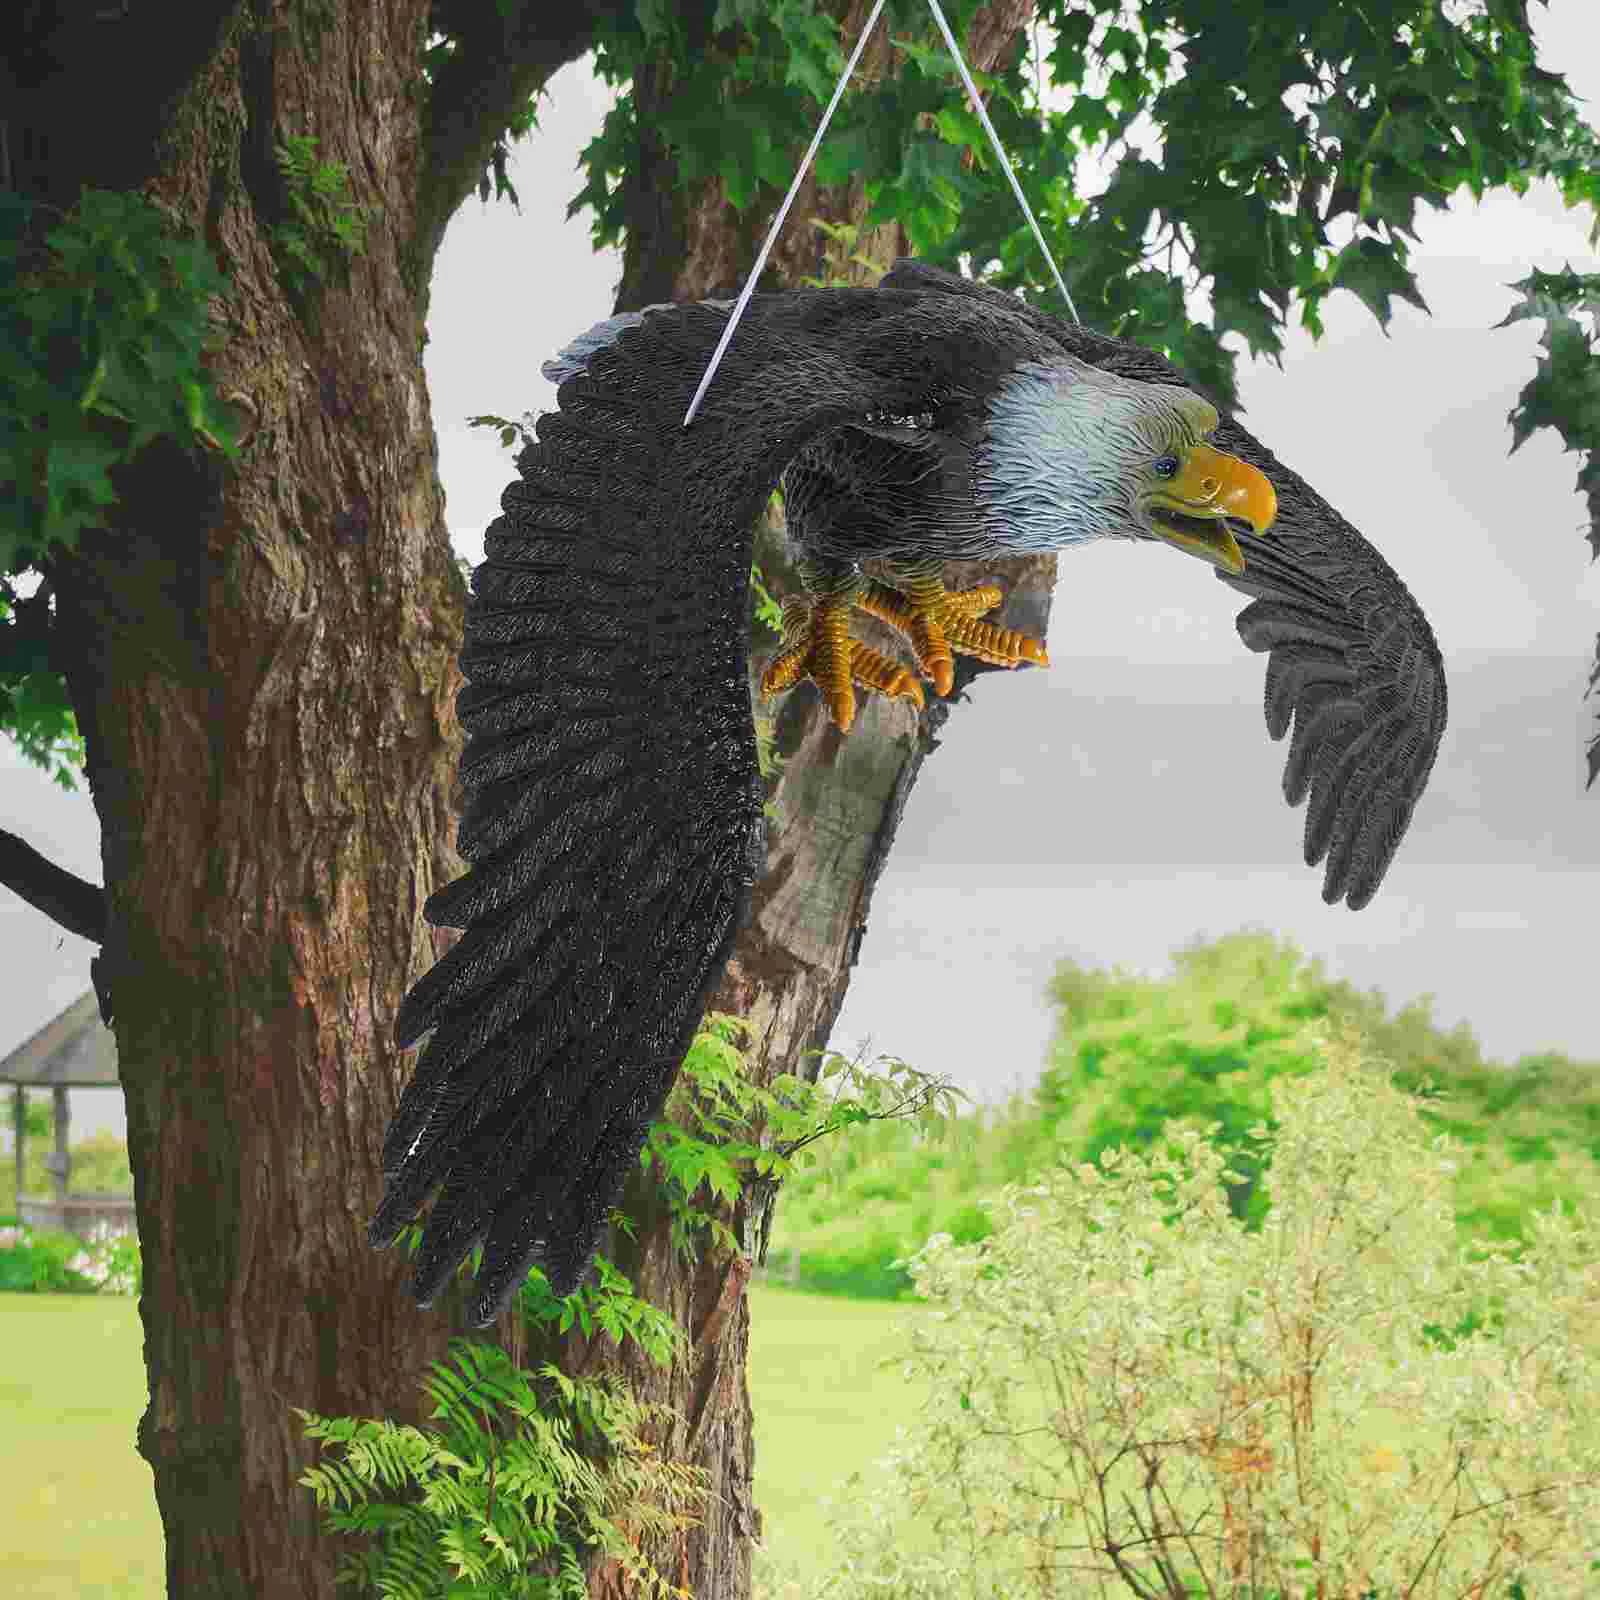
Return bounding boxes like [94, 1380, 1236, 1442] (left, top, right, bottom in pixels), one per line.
[371, 261, 1446, 1324]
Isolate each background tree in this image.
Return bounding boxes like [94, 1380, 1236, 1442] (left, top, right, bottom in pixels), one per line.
[1, 2, 1596, 1597]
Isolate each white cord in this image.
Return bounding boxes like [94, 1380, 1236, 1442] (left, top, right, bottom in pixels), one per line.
[924, 0, 1078, 324]
[683, 0, 1077, 429]
[682, 0, 890, 427]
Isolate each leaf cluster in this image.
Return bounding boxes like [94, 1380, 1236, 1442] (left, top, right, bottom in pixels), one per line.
[568, 0, 1598, 424]
[385, 1215, 684, 1368]
[797, 217, 895, 289]
[642, 1011, 966, 1264]
[269, 133, 377, 303]
[573, 0, 854, 233]
[795, 1034, 1600, 1599]
[765, 931, 1600, 1303]
[1040, 931, 1600, 1274]
[0, 189, 239, 572]
[421, 19, 544, 210]
[948, 0, 1600, 407]
[0, 579, 86, 788]
[295, 1339, 705, 1598]
[1494, 264, 1600, 787]
[306, 1012, 965, 1591]
[0, 188, 241, 787]
[0, 1219, 114, 1296]
[1499, 265, 1600, 552]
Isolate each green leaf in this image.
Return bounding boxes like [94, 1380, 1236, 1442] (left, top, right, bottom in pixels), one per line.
[932, 104, 984, 153]
[1328, 237, 1430, 331]
[775, 2, 841, 105]
[1212, 283, 1285, 367]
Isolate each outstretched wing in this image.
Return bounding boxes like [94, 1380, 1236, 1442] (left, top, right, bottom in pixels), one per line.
[371, 284, 1054, 1324]
[1206, 493, 1445, 909]
[882, 259, 1447, 909]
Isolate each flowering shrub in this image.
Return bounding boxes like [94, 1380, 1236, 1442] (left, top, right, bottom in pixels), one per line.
[65, 1220, 141, 1298]
[0, 1219, 140, 1297]
[798, 1031, 1600, 1599]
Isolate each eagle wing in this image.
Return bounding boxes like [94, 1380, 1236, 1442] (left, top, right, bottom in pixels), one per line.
[882, 260, 1447, 909]
[372, 285, 1053, 1324]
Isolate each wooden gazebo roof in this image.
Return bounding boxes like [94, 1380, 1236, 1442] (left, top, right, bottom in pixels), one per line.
[0, 991, 118, 1090]
[2, 991, 129, 1233]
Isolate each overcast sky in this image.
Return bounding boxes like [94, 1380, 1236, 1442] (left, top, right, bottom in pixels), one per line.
[4, 1, 1599, 1148]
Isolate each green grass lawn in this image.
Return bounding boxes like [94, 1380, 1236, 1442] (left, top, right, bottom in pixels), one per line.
[5, 1278, 1591, 1598]
[0, 1282, 930, 1598]
[745, 1283, 932, 1584]
[3, 1294, 165, 1600]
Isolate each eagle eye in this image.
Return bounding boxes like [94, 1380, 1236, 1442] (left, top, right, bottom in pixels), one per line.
[1153, 454, 1180, 479]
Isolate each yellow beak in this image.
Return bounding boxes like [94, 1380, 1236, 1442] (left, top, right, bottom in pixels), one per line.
[1143, 444, 1277, 575]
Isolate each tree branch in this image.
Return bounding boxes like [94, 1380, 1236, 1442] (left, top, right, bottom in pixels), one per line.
[0, 829, 105, 945]
[414, 0, 627, 286]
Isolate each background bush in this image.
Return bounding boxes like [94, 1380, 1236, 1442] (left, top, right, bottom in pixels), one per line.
[790, 1033, 1600, 1599]
[768, 932, 1600, 1300]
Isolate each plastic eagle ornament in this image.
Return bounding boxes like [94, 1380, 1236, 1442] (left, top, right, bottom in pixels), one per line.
[370, 260, 1446, 1324]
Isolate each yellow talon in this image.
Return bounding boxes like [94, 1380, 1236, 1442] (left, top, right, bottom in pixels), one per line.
[760, 592, 858, 730]
[762, 567, 1047, 731]
[848, 641, 926, 710]
[944, 584, 1004, 617]
[857, 576, 1048, 683]
[945, 614, 1050, 670]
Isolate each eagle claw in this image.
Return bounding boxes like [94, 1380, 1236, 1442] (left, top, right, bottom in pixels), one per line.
[760, 565, 1050, 732]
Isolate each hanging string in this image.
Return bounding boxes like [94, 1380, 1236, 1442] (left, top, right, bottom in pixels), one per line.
[682, 0, 889, 428]
[684, 0, 1078, 428]
[923, 0, 1078, 323]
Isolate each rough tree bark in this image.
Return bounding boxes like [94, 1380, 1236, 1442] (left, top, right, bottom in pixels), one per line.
[5, 1, 509, 1593]
[3, 1, 1045, 1595]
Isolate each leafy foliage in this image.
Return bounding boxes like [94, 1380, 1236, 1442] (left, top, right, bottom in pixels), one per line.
[379, 1211, 685, 1370]
[0, 188, 241, 786]
[0, 189, 239, 572]
[269, 132, 376, 301]
[5, 1084, 54, 1145]
[60, 1218, 140, 1297]
[798, 216, 895, 288]
[0, 1220, 109, 1296]
[572, 0, 1599, 415]
[295, 1340, 705, 1599]
[285, 1011, 959, 1590]
[1499, 266, 1600, 557]
[0, 579, 85, 788]
[748, 556, 783, 635]
[645, 1011, 966, 1263]
[792, 1035, 1600, 1599]
[1496, 265, 1600, 786]
[767, 931, 1600, 1301]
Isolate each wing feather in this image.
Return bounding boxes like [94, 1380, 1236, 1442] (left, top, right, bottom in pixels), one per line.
[881, 259, 1446, 910]
[1222, 530, 1445, 908]
[375, 283, 1052, 1323]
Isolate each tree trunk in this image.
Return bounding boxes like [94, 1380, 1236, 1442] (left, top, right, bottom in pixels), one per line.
[583, 5, 1047, 1595]
[13, 3, 475, 1593]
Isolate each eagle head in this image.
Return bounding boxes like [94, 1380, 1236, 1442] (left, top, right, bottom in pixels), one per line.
[978, 361, 1277, 572]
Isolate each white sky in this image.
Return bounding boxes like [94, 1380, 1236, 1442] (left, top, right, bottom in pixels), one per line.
[4, 0, 1598, 1148]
